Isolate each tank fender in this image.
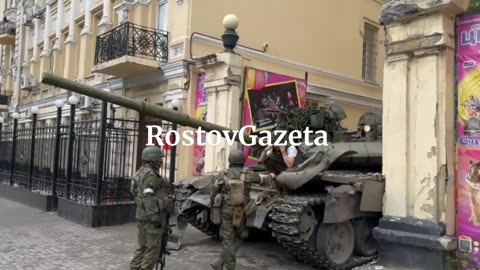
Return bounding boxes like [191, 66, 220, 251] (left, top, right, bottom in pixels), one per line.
[179, 189, 212, 214]
[275, 147, 357, 190]
[323, 185, 379, 224]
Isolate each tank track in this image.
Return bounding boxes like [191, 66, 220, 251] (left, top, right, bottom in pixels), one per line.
[268, 194, 376, 270]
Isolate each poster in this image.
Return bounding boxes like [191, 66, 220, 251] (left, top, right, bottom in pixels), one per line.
[193, 73, 207, 175]
[456, 14, 480, 264]
[242, 67, 307, 166]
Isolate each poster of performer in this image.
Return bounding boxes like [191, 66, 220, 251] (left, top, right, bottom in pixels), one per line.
[456, 13, 480, 264]
[193, 74, 207, 175]
[242, 67, 307, 165]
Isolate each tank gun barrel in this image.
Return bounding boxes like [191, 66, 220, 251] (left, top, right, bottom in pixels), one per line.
[41, 72, 253, 144]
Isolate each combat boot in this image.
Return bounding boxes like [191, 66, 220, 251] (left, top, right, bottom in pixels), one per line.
[210, 258, 224, 270]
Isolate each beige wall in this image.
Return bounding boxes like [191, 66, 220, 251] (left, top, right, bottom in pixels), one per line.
[189, 0, 385, 86]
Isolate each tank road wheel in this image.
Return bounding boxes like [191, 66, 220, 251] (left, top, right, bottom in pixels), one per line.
[298, 206, 317, 241]
[353, 217, 379, 257]
[315, 221, 355, 266]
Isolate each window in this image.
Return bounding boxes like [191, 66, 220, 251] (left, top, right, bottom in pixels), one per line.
[362, 22, 378, 83]
[157, 0, 168, 32]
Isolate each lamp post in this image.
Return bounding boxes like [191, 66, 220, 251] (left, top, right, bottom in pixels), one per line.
[28, 105, 38, 190]
[8, 0, 34, 111]
[10, 112, 20, 185]
[65, 95, 78, 199]
[52, 99, 64, 199]
[221, 14, 239, 53]
[168, 98, 180, 184]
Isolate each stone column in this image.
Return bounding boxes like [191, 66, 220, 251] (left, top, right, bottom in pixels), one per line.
[373, 1, 467, 270]
[39, 1, 52, 76]
[23, 25, 30, 68]
[64, 0, 78, 79]
[41, 1, 51, 57]
[76, 0, 92, 79]
[80, 0, 92, 35]
[53, 0, 64, 51]
[98, 0, 112, 33]
[31, 18, 40, 63]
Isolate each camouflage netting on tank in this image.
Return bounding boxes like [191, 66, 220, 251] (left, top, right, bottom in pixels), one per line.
[275, 107, 344, 133]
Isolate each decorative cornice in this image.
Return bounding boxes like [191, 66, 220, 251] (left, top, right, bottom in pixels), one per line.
[307, 83, 382, 109]
[192, 34, 382, 89]
[17, 93, 67, 112]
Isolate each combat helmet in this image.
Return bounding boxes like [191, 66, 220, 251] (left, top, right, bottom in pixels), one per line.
[228, 149, 245, 166]
[142, 146, 165, 161]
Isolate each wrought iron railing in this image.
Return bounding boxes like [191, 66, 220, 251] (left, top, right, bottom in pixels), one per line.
[0, 21, 15, 36]
[94, 22, 168, 65]
[0, 94, 8, 105]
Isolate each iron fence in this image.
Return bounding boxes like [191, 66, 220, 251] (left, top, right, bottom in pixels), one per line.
[0, 109, 177, 207]
[0, 21, 15, 36]
[94, 22, 169, 65]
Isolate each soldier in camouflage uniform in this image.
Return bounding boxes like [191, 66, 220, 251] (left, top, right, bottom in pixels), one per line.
[210, 149, 273, 270]
[130, 146, 174, 270]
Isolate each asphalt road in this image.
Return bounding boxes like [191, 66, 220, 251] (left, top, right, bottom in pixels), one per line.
[0, 197, 324, 270]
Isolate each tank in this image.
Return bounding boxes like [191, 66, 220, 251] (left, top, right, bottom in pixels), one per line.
[41, 72, 385, 270]
[174, 104, 384, 270]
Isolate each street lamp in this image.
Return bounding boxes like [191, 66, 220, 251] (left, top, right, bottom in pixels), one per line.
[222, 14, 239, 53]
[30, 106, 39, 115]
[11, 0, 35, 111]
[11, 112, 20, 119]
[54, 99, 65, 108]
[68, 95, 79, 105]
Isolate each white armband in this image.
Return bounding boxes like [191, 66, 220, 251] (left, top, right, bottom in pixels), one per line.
[143, 188, 154, 194]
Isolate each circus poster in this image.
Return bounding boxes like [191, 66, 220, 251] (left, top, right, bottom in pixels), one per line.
[456, 13, 480, 265]
[242, 67, 307, 166]
[193, 73, 207, 175]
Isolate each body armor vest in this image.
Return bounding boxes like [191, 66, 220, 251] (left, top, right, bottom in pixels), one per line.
[224, 168, 246, 206]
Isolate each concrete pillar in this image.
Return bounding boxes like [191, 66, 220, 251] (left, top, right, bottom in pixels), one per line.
[198, 52, 244, 172]
[31, 18, 40, 63]
[373, 1, 467, 269]
[53, 0, 64, 51]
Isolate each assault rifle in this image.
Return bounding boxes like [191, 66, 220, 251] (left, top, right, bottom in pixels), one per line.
[155, 194, 175, 270]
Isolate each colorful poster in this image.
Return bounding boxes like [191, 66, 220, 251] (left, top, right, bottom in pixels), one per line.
[456, 14, 480, 264]
[193, 73, 207, 175]
[242, 67, 307, 166]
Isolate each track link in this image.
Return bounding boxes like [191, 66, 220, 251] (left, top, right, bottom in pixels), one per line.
[268, 194, 376, 270]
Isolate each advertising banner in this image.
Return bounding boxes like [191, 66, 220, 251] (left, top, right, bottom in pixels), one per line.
[242, 67, 307, 166]
[193, 73, 207, 175]
[456, 14, 480, 264]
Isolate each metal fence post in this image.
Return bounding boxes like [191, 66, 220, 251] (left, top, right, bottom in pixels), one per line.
[52, 103, 63, 197]
[169, 106, 178, 184]
[95, 101, 107, 205]
[66, 101, 77, 199]
[10, 115, 18, 186]
[28, 109, 38, 190]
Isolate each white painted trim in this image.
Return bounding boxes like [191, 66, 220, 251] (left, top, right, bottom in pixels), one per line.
[307, 83, 382, 109]
[192, 34, 383, 89]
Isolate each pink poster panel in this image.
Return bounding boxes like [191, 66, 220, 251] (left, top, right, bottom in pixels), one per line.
[456, 13, 480, 265]
[193, 74, 207, 175]
[241, 67, 307, 166]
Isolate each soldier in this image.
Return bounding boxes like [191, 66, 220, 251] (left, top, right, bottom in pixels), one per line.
[210, 149, 273, 270]
[130, 146, 174, 270]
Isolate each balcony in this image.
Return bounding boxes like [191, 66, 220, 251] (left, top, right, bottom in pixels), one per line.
[93, 22, 169, 78]
[0, 94, 9, 112]
[0, 21, 15, 45]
